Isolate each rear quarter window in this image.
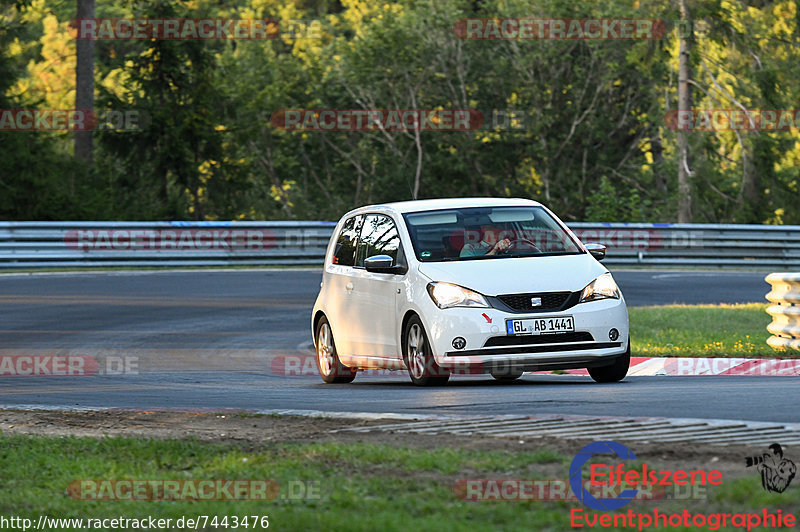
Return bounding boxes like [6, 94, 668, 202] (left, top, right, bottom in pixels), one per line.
[331, 215, 362, 266]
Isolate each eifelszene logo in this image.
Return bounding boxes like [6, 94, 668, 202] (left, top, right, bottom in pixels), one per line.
[745, 443, 796, 493]
[570, 440, 723, 511]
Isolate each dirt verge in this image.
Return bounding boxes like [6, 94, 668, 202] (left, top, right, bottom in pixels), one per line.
[0, 408, 773, 483]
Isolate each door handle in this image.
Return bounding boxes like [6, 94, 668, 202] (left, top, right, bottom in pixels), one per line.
[345, 282, 354, 291]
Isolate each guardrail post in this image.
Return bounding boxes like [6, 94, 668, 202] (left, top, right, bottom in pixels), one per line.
[765, 273, 800, 351]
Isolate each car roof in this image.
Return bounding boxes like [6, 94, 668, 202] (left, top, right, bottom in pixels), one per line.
[349, 197, 543, 216]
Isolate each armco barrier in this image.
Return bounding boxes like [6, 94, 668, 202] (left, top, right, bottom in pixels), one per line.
[765, 273, 800, 351]
[0, 221, 798, 269]
[0, 221, 336, 268]
[568, 222, 800, 268]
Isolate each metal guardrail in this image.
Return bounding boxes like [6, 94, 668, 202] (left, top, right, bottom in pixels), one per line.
[0, 221, 336, 268]
[568, 222, 800, 268]
[0, 220, 798, 269]
[765, 273, 800, 351]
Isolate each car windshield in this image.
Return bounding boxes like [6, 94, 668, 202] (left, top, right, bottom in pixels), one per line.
[402, 206, 583, 262]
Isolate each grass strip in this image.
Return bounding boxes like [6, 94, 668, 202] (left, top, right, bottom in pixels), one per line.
[628, 303, 790, 358]
[0, 434, 796, 531]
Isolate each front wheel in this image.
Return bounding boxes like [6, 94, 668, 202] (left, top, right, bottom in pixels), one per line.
[587, 343, 630, 383]
[403, 316, 449, 386]
[315, 317, 356, 384]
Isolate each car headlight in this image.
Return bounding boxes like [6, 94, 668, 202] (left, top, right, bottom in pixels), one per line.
[427, 282, 489, 309]
[579, 273, 620, 303]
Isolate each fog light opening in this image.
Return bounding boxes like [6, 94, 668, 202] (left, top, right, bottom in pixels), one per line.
[452, 337, 466, 350]
[609, 328, 619, 341]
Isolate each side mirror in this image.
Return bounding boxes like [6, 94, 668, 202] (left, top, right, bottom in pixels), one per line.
[364, 254, 407, 274]
[585, 243, 607, 261]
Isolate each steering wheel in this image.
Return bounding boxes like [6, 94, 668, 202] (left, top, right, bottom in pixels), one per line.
[500, 238, 541, 253]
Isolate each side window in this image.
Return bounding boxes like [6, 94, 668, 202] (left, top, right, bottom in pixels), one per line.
[355, 214, 402, 267]
[332, 215, 362, 266]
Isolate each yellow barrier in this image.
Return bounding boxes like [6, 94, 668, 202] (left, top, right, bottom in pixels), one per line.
[766, 273, 800, 351]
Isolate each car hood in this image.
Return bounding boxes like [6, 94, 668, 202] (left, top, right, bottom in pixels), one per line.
[416, 253, 608, 296]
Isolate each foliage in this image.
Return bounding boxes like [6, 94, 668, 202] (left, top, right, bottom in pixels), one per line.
[2, 0, 800, 222]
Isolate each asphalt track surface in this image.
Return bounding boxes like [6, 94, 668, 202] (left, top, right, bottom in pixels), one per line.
[1, 269, 796, 424]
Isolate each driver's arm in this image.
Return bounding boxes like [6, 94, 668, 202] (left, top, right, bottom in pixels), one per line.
[486, 238, 511, 255]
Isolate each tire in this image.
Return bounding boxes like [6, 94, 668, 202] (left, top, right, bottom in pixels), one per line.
[403, 315, 450, 386]
[315, 317, 357, 384]
[491, 370, 524, 382]
[588, 342, 630, 383]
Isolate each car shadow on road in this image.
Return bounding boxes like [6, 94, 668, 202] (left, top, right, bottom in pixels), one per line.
[343, 376, 612, 387]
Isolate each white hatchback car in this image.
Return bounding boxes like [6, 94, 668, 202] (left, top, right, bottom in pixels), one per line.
[311, 198, 629, 386]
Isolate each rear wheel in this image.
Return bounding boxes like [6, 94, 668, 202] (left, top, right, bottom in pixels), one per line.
[588, 343, 630, 383]
[403, 316, 449, 386]
[315, 317, 356, 384]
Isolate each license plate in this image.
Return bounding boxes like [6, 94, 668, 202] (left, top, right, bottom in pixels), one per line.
[506, 316, 574, 335]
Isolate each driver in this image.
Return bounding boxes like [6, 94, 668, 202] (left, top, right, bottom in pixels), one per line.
[460, 226, 511, 257]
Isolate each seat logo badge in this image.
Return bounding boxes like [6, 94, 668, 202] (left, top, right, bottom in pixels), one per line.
[530, 297, 542, 307]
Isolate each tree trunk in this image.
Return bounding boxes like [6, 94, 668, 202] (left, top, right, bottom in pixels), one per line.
[676, 0, 693, 222]
[738, 136, 761, 222]
[75, 0, 95, 166]
[650, 132, 667, 193]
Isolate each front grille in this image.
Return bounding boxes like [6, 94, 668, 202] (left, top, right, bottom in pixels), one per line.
[497, 291, 571, 312]
[483, 332, 594, 347]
